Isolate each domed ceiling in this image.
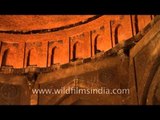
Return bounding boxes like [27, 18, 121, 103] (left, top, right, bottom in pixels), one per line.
[0, 15, 94, 31]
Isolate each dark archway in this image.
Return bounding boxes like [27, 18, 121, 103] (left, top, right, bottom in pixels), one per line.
[26, 50, 31, 66]
[1, 49, 9, 66]
[26, 49, 37, 67]
[94, 35, 101, 54]
[50, 47, 57, 66]
[134, 15, 139, 34]
[72, 42, 79, 61]
[114, 24, 121, 45]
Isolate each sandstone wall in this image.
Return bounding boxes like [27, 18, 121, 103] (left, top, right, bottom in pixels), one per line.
[0, 15, 158, 105]
[0, 15, 153, 68]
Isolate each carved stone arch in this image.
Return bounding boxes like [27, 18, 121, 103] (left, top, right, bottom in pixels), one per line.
[129, 20, 160, 105]
[50, 46, 58, 66]
[26, 48, 37, 66]
[141, 57, 160, 105]
[114, 24, 122, 45]
[48, 40, 63, 66]
[72, 41, 79, 61]
[94, 34, 102, 54]
[1, 49, 10, 66]
[145, 63, 160, 105]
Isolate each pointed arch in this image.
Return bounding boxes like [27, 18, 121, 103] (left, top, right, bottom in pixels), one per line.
[1, 49, 9, 66]
[50, 46, 57, 66]
[94, 34, 102, 54]
[114, 24, 122, 45]
[26, 48, 37, 66]
[72, 41, 79, 61]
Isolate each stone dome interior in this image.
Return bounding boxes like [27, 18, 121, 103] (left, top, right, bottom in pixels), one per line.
[0, 15, 94, 31]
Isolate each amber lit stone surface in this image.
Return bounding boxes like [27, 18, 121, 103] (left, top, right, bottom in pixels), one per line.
[0, 15, 159, 105]
[0, 15, 152, 68]
[0, 15, 94, 30]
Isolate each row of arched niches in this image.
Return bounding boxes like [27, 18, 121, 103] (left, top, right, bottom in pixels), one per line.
[0, 15, 154, 69]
